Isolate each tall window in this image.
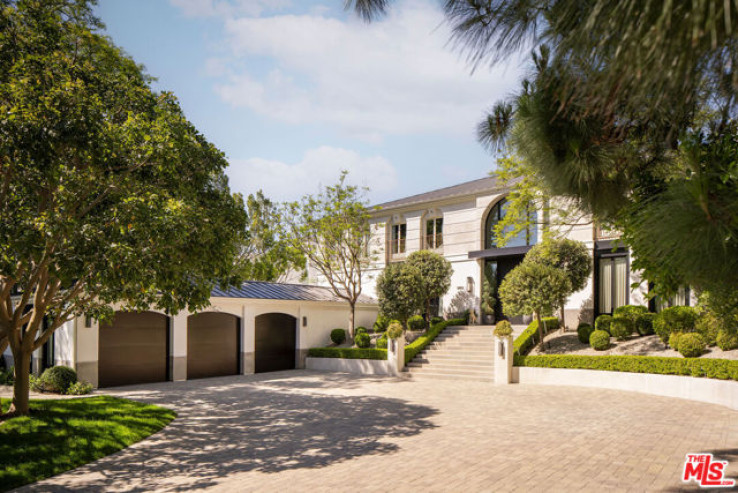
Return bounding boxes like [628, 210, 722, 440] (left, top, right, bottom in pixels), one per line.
[599, 256, 628, 314]
[485, 198, 537, 249]
[426, 218, 443, 249]
[390, 223, 406, 255]
[654, 286, 691, 311]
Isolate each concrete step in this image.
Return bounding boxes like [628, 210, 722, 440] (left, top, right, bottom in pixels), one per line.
[407, 366, 495, 377]
[434, 335, 495, 342]
[428, 342, 496, 349]
[407, 362, 494, 372]
[419, 348, 496, 357]
[411, 356, 494, 366]
[404, 371, 494, 382]
[440, 329, 494, 336]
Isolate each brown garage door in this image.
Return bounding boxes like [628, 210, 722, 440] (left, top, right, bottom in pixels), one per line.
[98, 311, 169, 388]
[187, 312, 240, 379]
[255, 313, 296, 373]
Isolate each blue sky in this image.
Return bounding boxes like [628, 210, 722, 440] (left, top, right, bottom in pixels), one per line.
[95, 0, 525, 204]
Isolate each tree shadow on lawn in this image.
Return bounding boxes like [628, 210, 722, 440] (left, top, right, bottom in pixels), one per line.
[38, 373, 438, 492]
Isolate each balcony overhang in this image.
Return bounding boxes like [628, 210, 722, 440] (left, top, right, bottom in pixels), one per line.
[468, 245, 532, 260]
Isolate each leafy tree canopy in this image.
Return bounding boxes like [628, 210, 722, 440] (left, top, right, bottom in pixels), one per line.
[404, 250, 452, 324]
[375, 262, 422, 327]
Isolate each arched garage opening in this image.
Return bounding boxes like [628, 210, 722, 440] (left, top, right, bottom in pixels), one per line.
[255, 313, 297, 373]
[98, 311, 169, 388]
[187, 312, 240, 380]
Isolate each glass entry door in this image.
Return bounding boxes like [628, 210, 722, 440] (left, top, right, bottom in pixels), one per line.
[598, 255, 628, 314]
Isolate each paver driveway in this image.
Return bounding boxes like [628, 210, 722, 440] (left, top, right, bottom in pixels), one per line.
[24, 370, 738, 492]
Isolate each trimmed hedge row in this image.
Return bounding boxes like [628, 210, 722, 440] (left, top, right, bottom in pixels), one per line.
[513, 317, 560, 356]
[404, 318, 466, 364]
[307, 347, 388, 360]
[514, 354, 738, 381]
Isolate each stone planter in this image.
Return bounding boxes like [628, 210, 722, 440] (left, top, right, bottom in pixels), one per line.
[494, 335, 513, 385]
[387, 335, 405, 376]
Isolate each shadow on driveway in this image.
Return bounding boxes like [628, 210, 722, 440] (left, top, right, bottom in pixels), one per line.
[37, 372, 438, 492]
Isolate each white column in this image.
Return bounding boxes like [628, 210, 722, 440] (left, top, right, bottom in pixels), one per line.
[494, 335, 513, 384]
[387, 335, 405, 375]
[170, 311, 188, 381]
[241, 304, 255, 374]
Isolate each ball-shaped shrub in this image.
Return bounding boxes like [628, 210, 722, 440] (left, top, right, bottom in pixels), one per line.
[330, 328, 346, 345]
[716, 330, 738, 351]
[653, 306, 698, 344]
[430, 316, 443, 326]
[613, 305, 648, 325]
[373, 315, 389, 333]
[376, 333, 388, 349]
[695, 314, 719, 346]
[39, 366, 78, 394]
[577, 323, 593, 344]
[635, 312, 656, 336]
[668, 331, 683, 350]
[355, 333, 371, 348]
[589, 330, 610, 351]
[407, 315, 425, 331]
[595, 314, 613, 334]
[677, 333, 705, 358]
[494, 320, 513, 337]
[387, 321, 404, 339]
[610, 317, 633, 341]
[355, 327, 368, 336]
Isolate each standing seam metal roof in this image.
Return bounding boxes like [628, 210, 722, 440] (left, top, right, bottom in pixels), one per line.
[211, 281, 377, 304]
[372, 176, 501, 211]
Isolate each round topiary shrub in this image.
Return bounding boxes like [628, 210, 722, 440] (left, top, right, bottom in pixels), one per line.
[610, 317, 633, 341]
[668, 331, 683, 350]
[716, 330, 738, 351]
[613, 305, 648, 325]
[430, 316, 443, 326]
[387, 321, 404, 339]
[653, 306, 698, 344]
[376, 333, 388, 349]
[407, 315, 425, 331]
[577, 323, 593, 344]
[355, 333, 371, 348]
[38, 366, 78, 394]
[373, 315, 389, 333]
[595, 314, 613, 334]
[677, 332, 705, 358]
[494, 320, 513, 337]
[695, 313, 719, 346]
[589, 330, 610, 351]
[635, 312, 656, 336]
[330, 328, 346, 345]
[355, 327, 368, 336]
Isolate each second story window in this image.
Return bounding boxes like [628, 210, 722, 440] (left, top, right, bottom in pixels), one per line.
[391, 223, 406, 254]
[426, 218, 443, 249]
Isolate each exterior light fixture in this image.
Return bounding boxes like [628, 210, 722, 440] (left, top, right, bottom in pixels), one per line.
[466, 276, 475, 294]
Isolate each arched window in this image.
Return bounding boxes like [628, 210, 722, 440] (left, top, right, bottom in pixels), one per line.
[484, 198, 537, 249]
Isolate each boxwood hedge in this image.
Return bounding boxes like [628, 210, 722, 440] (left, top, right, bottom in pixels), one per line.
[307, 347, 387, 360]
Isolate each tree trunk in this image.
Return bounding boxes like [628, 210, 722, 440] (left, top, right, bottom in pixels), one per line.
[536, 311, 545, 353]
[426, 298, 431, 330]
[8, 349, 31, 417]
[560, 305, 566, 332]
[348, 302, 356, 342]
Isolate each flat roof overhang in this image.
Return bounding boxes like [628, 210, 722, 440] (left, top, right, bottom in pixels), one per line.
[468, 245, 533, 260]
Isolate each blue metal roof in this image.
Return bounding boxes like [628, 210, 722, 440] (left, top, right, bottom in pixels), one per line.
[212, 281, 377, 304]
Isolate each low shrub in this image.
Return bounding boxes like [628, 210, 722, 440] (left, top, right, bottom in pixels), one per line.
[695, 314, 719, 346]
[514, 354, 738, 381]
[330, 328, 346, 345]
[716, 330, 738, 351]
[430, 316, 443, 325]
[67, 381, 94, 395]
[610, 317, 633, 341]
[373, 314, 389, 333]
[513, 317, 560, 356]
[37, 366, 78, 394]
[355, 333, 371, 348]
[613, 305, 648, 326]
[636, 313, 656, 336]
[404, 318, 466, 364]
[387, 321, 404, 339]
[494, 320, 513, 337]
[677, 333, 705, 358]
[376, 333, 388, 349]
[669, 332, 683, 350]
[0, 366, 13, 386]
[308, 347, 387, 360]
[589, 330, 610, 351]
[407, 315, 425, 331]
[594, 314, 613, 334]
[653, 306, 698, 344]
[577, 323, 593, 344]
[355, 327, 368, 336]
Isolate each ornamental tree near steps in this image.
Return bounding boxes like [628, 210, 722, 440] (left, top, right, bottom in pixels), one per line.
[525, 239, 591, 331]
[0, 0, 247, 416]
[284, 172, 373, 340]
[375, 262, 423, 329]
[404, 250, 452, 328]
[498, 261, 570, 352]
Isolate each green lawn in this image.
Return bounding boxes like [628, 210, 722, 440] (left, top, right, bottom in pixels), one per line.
[0, 396, 176, 491]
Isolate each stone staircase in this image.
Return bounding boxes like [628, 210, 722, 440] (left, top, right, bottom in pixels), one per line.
[404, 325, 496, 382]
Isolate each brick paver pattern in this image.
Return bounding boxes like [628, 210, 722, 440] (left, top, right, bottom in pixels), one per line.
[25, 371, 738, 492]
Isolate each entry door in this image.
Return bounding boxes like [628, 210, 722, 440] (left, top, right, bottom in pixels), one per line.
[493, 255, 526, 324]
[598, 255, 629, 315]
[255, 313, 296, 373]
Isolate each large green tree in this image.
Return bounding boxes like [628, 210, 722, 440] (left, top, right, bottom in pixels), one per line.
[375, 262, 422, 328]
[284, 172, 373, 339]
[0, 0, 247, 416]
[404, 250, 452, 326]
[236, 191, 305, 282]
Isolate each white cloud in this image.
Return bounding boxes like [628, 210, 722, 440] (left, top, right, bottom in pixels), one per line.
[170, 0, 291, 18]
[226, 146, 398, 202]
[211, 0, 523, 140]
